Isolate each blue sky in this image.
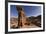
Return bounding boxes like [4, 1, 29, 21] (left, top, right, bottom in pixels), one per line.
[10, 5, 41, 17]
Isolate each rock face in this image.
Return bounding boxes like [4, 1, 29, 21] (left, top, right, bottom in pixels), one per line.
[16, 6, 27, 28]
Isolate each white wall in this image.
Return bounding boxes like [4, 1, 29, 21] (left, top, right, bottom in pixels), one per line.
[0, 0, 46, 34]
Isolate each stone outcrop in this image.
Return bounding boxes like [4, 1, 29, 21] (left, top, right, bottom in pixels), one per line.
[16, 6, 27, 28]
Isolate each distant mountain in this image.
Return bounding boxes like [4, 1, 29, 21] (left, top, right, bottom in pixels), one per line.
[28, 15, 41, 27]
[10, 17, 18, 24]
[28, 15, 41, 19]
[36, 15, 41, 19]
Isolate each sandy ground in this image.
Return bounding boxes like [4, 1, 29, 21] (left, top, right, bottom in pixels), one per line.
[20, 23, 39, 28]
[10, 22, 39, 29]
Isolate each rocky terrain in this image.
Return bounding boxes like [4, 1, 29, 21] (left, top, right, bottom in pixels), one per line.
[10, 15, 41, 29]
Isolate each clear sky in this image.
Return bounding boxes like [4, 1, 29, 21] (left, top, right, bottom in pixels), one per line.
[10, 5, 41, 17]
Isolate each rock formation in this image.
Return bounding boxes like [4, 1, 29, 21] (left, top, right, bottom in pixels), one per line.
[16, 6, 27, 28]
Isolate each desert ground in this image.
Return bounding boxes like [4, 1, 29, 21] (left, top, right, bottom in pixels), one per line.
[10, 15, 41, 29]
